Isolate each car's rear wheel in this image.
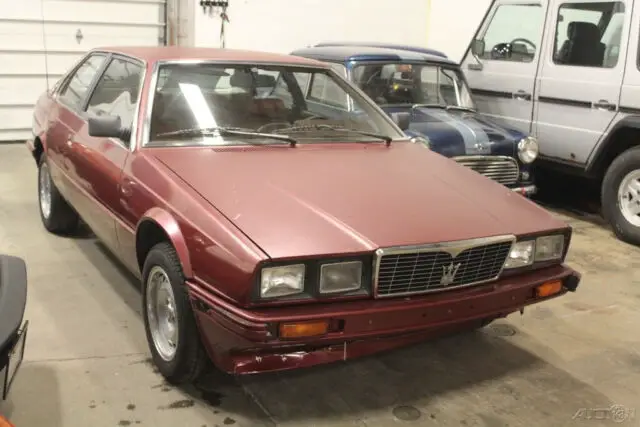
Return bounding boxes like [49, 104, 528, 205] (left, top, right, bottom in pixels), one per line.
[602, 146, 640, 245]
[142, 242, 207, 384]
[38, 154, 79, 234]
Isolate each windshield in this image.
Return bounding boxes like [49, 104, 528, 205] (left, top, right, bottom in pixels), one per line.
[352, 63, 475, 109]
[146, 63, 405, 146]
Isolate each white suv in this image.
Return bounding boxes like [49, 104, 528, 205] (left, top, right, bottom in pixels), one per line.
[462, 0, 640, 244]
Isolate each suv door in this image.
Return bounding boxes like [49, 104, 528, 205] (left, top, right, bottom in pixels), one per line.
[535, 0, 629, 164]
[462, 0, 545, 134]
[72, 55, 144, 251]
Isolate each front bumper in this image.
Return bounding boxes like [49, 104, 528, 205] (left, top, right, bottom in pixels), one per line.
[0, 255, 28, 400]
[188, 264, 580, 375]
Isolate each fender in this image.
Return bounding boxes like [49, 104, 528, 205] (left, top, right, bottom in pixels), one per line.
[137, 207, 193, 278]
[586, 114, 640, 177]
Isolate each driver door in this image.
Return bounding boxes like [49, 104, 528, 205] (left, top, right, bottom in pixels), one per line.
[461, 0, 545, 134]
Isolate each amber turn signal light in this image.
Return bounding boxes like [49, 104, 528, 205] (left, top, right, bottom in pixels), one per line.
[536, 280, 563, 298]
[0, 415, 15, 427]
[279, 320, 329, 339]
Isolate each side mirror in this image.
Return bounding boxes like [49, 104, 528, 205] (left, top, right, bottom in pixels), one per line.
[88, 115, 127, 141]
[471, 39, 485, 57]
[390, 112, 411, 131]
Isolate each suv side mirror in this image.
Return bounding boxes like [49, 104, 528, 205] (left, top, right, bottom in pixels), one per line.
[88, 115, 128, 142]
[391, 112, 411, 131]
[471, 39, 485, 57]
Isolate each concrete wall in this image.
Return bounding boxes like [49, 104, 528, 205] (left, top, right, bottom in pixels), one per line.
[191, 0, 492, 63]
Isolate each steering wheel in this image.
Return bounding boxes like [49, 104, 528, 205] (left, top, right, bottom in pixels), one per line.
[510, 38, 536, 51]
[257, 122, 291, 133]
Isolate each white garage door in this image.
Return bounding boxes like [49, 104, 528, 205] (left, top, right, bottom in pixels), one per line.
[0, 0, 167, 142]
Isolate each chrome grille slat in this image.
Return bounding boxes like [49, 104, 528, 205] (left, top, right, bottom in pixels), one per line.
[455, 156, 520, 186]
[374, 236, 514, 297]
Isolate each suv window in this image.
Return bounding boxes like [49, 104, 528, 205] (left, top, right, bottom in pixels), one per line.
[86, 57, 144, 130]
[308, 73, 348, 109]
[59, 54, 107, 109]
[553, 1, 625, 68]
[479, 3, 544, 63]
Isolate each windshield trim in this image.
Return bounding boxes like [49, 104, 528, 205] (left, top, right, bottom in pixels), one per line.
[140, 59, 407, 149]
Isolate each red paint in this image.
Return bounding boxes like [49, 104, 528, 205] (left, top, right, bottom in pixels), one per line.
[28, 46, 582, 375]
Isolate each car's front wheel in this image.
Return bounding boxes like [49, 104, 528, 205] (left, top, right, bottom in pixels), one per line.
[142, 242, 207, 384]
[38, 154, 79, 234]
[602, 146, 640, 245]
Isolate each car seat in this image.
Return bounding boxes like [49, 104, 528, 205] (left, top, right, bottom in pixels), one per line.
[556, 21, 605, 66]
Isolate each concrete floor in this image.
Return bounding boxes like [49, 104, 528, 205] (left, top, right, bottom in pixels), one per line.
[0, 143, 638, 427]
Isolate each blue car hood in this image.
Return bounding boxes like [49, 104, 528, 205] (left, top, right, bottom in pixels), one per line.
[382, 106, 525, 157]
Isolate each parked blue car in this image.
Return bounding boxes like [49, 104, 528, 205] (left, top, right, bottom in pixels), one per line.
[291, 42, 539, 196]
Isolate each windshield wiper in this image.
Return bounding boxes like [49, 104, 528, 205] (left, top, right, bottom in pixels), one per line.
[411, 103, 446, 110]
[275, 124, 393, 146]
[445, 105, 476, 113]
[154, 126, 298, 147]
[411, 104, 476, 113]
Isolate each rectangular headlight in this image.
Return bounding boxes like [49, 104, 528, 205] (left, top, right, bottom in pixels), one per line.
[260, 264, 305, 298]
[319, 261, 362, 294]
[504, 240, 534, 269]
[535, 235, 564, 261]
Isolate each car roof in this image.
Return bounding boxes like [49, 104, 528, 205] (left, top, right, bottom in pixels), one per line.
[314, 41, 449, 58]
[290, 44, 457, 66]
[89, 46, 329, 67]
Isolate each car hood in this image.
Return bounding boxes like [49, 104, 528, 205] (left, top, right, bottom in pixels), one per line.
[382, 105, 525, 158]
[151, 142, 565, 259]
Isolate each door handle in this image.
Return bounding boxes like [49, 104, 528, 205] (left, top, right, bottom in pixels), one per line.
[513, 90, 531, 101]
[592, 99, 616, 111]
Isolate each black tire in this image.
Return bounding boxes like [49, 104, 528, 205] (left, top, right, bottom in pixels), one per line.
[38, 154, 79, 234]
[602, 146, 640, 245]
[142, 242, 207, 384]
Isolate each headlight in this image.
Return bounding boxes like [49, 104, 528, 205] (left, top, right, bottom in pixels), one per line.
[504, 234, 566, 269]
[535, 235, 564, 261]
[260, 264, 305, 298]
[504, 240, 534, 269]
[518, 136, 539, 164]
[319, 261, 362, 294]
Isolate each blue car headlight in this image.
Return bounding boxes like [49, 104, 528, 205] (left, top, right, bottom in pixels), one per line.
[518, 136, 539, 164]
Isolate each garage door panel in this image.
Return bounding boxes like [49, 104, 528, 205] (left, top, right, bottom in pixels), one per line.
[0, 77, 53, 105]
[0, 0, 166, 141]
[45, 25, 163, 50]
[0, 129, 31, 141]
[0, 22, 47, 50]
[1, 22, 162, 51]
[0, 52, 84, 75]
[6, 1, 164, 27]
[0, 106, 34, 131]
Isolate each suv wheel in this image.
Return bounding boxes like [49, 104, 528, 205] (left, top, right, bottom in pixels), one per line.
[602, 146, 640, 245]
[38, 154, 79, 234]
[142, 242, 207, 384]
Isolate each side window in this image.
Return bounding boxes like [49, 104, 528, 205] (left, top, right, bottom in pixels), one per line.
[479, 4, 544, 63]
[308, 73, 348, 109]
[86, 57, 144, 130]
[271, 72, 310, 107]
[59, 54, 107, 109]
[553, 1, 625, 68]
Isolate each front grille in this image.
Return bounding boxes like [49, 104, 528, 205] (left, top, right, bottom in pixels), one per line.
[455, 156, 519, 185]
[374, 237, 514, 297]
